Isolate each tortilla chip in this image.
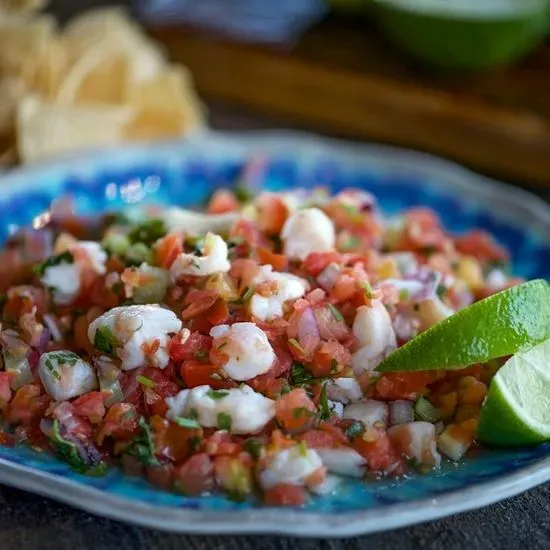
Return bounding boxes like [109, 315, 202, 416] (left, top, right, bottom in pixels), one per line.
[17, 95, 134, 163]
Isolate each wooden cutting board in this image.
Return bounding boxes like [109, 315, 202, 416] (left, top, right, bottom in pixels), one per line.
[149, 16, 550, 186]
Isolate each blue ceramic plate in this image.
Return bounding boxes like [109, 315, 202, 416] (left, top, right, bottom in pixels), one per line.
[0, 131, 548, 537]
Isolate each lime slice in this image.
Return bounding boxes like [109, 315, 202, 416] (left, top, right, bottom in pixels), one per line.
[477, 338, 550, 446]
[376, 279, 550, 372]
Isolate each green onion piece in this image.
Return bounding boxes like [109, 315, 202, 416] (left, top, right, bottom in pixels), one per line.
[328, 303, 344, 323]
[414, 396, 441, 423]
[318, 383, 331, 421]
[174, 417, 201, 429]
[136, 375, 156, 389]
[128, 218, 167, 245]
[244, 438, 263, 460]
[217, 412, 232, 431]
[207, 389, 229, 400]
[359, 281, 374, 299]
[240, 287, 254, 302]
[297, 441, 308, 457]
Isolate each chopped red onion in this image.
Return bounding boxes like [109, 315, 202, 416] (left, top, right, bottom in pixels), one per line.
[297, 307, 320, 349]
[344, 399, 389, 428]
[389, 400, 414, 426]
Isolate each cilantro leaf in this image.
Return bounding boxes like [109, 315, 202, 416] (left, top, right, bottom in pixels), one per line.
[244, 438, 263, 460]
[125, 416, 159, 466]
[93, 325, 118, 355]
[128, 218, 167, 246]
[207, 389, 229, 400]
[318, 383, 331, 421]
[49, 419, 106, 475]
[217, 412, 232, 431]
[33, 251, 74, 276]
[289, 362, 322, 387]
[174, 416, 201, 429]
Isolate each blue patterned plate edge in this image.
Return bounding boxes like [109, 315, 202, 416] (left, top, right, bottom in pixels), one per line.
[0, 130, 548, 537]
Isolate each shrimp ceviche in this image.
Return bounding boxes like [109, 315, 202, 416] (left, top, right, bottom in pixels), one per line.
[0, 185, 521, 506]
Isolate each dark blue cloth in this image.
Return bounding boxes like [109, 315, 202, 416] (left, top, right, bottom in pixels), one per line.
[136, 0, 328, 44]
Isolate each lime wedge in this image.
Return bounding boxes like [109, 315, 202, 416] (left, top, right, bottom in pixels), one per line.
[376, 279, 550, 372]
[477, 338, 550, 446]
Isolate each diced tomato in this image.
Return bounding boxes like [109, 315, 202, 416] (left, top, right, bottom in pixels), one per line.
[180, 361, 234, 390]
[96, 403, 139, 445]
[353, 429, 404, 474]
[454, 230, 508, 264]
[181, 289, 219, 320]
[121, 454, 144, 477]
[4, 286, 47, 321]
[330, 273, 357, 303]
[264, 483, 307, 506]
[256, 194, 288, 234]
[296, 429, 341, 449]
[402, 208, 449, 253]
[230, 219, 265, 249]
[170, 332, 212, 363]
[204, 430, 242, 456]
[141, 367, 179, 398]
[88, 276, 120, 309]
[256, 246, 288, 272]
[311, 340, 351, 377]
[208, 189, 240, 214]
[72, 392, 106, 423]
[155, 233, 183, 269]
[303, 252, 342, 276]
[205, 298, 229, 325]
[105, 255, 126, 273]
[73, 308, 103, 356]
[0, 372, 12, 412]
[174, 452, 216, 496]
[314, 306, 350, 342]
[152, 415, 203, 462]
[229, 258, 260, 286]
[275, 388, 317, 433]
[146, 463, 175, 490]
[6, 384, 42, 425]
[374, 372, 439, 401]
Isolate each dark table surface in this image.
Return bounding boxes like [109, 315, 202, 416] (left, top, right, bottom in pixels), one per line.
[2, 2, 550, 548]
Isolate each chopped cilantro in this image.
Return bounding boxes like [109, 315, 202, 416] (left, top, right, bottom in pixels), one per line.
[399, 289, 410, 301]
[318, 383, 331, 421]
[136, 375, 156, 389]
[33, 251, 74, 276]
[289, 362, 319, 387]
[244, 438, 263, 460]
[344, 421, 365, 440]
[93, 325, 118, 355]
[217, 412, 232, 431]
[174, 416, 201, 429]
[44, 359, 61, 380]
[436, 285, 447, 298]
[49, 419, 106, 475]
[191, 258, 200, 269]
[330, 358, 339, 373]
[125, 417, 159, 467]
[48, 351, 79, 365]
[194, 350, 208, 361]
[328, 303, 344, 323]
[207, 389, 229, 400]
[128, 218, 167, 245]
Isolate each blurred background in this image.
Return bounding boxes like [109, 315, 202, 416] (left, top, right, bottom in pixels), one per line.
[1, 0, 549, 188]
